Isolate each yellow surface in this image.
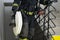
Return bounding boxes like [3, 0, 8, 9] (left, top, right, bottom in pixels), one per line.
[52, 35, 60, 40]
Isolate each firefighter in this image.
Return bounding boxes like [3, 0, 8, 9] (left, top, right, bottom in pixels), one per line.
[12, 0, 44, 40]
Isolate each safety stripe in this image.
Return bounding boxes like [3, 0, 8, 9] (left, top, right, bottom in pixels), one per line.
[21, 9, 33, 15]
[27, 12, 33, 15]
[19, 38, 28, 40]
[13, 3, 19, 6]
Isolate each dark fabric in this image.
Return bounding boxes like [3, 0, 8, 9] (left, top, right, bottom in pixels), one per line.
[12, 6, 18, 12]
[19, 11, 35, 39]
[12, 0, 51, 12]
[19, 11, 47, 40]
[19, 0, 37, 11]
[40, 0, 50, 5]
[32, 21, 47, 40]
[12, 0, 37, 11]
[14, 0, 22, 4]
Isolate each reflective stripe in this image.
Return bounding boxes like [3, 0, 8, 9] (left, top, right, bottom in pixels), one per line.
[13, 3, 19, 6]
[27, 12, 33, 15]
[21, 9, 33, 15]
[19, 38, 28, 40]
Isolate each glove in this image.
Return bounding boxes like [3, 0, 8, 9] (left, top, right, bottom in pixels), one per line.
[12, 6, 18, 12]
[37, 10, 44, 15]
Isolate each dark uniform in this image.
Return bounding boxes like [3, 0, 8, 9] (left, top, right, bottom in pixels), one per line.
[12, 0, 49, 40]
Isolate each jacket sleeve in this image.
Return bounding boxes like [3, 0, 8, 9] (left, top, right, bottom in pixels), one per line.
[12, 0, 22, 11]
[39, 0, 50, 5]
[12, 0, 22, 7]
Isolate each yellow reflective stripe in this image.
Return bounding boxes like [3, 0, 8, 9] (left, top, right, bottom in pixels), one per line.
[13, 3, 19, 6]
[21, 9, 33, 15]
[27, 12, 33, 15]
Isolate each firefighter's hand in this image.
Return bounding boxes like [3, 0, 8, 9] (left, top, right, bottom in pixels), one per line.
[12, 6, 18, 12]
[37, 10, 44, 15]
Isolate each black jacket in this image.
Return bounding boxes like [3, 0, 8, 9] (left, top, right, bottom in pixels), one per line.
[12, 0, 49, 11]
[13, 0, 37, 11]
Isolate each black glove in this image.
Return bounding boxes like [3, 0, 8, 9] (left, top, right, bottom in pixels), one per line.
[12, 6, 18, 12]
[12, 6, 18, 19]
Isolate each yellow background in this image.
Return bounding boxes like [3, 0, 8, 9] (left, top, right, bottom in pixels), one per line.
[52, 35, 60, 40]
